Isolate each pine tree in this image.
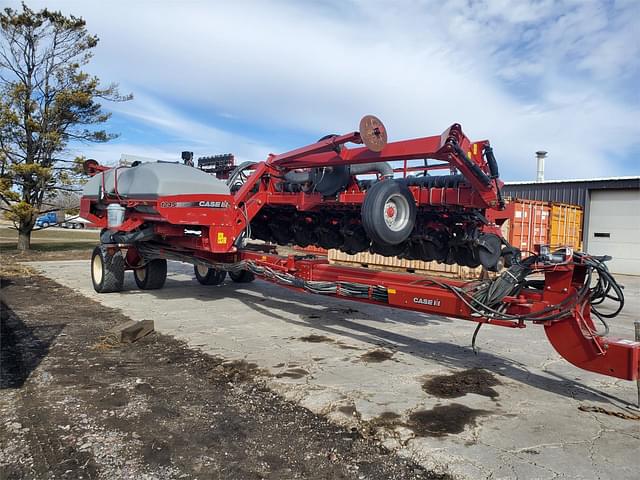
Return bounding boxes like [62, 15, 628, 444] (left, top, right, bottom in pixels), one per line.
[0, 3, 131, 250]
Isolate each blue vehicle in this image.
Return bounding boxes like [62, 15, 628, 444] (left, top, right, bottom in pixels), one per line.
[35, 211, 88, 229]
[35, 212, 59, 228]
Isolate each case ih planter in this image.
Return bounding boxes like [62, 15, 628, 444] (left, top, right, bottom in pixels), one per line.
[80, 116, 638, 383]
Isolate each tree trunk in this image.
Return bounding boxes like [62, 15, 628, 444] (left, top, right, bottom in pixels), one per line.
[17, 230, 31, 252]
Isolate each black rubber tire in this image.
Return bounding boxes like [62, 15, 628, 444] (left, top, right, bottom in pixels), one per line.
[228, 270, 255, 283]
[362, 180, 416, 246]
[91, 246, 124, 293]
[134, 259, 167, 290]
[477, 233, 503, 271]
[194, 264, 226, 285]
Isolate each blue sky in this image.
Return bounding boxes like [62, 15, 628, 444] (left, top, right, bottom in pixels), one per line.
[8, 0, 640, 180]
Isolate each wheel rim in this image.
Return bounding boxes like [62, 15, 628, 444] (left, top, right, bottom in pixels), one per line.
[92, 254, 103, 283]
[383, 194, 410, 232]
[135, 267, 146, 282]
[196, 264, 209, 277]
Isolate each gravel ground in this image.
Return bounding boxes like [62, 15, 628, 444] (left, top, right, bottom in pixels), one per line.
[0, 272, 448, 480]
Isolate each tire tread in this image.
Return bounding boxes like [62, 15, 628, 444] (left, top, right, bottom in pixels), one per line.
[361, 180, 416, 245]
[229, 270, 255, 283]
[92, 246, 124, 293]
[135, 259, 167, 290]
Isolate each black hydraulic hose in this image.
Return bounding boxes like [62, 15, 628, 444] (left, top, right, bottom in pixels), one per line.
[451, 143, 492, 187]
[458, 251, 624, 324]
[483, 145, 505, 207]
[106, 226, 155, 244]
[494, 178, 505, 209]
[227, 161, 257, 187]
[484, 146, 500, 179]
[138, 240, 624, 328]
[397, 174, 465, 188]
[573, 251, 625, 318]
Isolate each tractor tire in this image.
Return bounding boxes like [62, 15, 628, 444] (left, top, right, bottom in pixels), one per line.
[194, 264, 226, 285]
[134, 259, 167, 290]
[362, 180, 416, 245]
[229, 270, 255, 283]
[91, 246, 124, 293]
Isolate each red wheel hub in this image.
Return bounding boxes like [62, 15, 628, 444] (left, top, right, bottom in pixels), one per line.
[386, 206, 396, 218]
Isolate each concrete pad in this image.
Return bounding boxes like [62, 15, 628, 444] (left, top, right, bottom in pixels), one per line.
[33, 260, 640, 479]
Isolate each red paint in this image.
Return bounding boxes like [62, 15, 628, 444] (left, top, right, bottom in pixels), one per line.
[80, 122, 639, 382]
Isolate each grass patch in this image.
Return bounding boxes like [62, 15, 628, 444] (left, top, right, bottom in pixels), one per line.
[0, 225, 99, 243]
[0, 241, 97, 253]
[0, 226, 97, 266]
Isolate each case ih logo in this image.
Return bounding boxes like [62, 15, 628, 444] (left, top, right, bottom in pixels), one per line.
[413, 297, 441, 307]
[198, 201, 230, 208]
[160, 201, 230, 209]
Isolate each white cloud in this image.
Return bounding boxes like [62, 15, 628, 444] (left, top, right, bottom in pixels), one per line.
[106, 93, 280, 159]
[6, 0, 639, 180]
[69, 142, 180, 166]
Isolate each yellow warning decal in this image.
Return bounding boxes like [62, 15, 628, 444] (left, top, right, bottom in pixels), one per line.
[216, 232, 227, 244]
[388, 288, 396, 294]
[473, 143, 478, 155]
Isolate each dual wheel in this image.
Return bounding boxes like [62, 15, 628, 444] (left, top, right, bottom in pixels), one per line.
[92, 247, 256, 294]
[91, 246, 167, 293]
[193, 264, 254, 285]
[92, 247, 255, 294]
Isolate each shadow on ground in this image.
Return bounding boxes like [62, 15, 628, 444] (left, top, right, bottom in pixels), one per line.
[128, 274, 631, 406]
[0, 301, 65, 389]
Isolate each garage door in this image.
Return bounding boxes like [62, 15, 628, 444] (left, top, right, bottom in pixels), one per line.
[587, 189, 640, 275]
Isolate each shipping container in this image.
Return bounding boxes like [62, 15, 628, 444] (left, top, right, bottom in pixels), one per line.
[549, 203, 583, 251]
[489, 199, 584, 254]
[488, 199, 551, 256]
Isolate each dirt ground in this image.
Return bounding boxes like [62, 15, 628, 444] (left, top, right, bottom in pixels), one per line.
[0, 264, 448, 479]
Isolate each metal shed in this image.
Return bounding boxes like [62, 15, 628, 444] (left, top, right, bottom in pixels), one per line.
[503, 177, 640, 275]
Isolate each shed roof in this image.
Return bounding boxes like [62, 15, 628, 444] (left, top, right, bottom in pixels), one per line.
[505, 176, 639, 186]
[501, 176, 639, 208]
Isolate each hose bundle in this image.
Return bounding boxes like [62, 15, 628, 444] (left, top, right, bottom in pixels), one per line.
[137, 241, 624, 331]
[471, 256, 536, 309]
[574, 251, 625, 318]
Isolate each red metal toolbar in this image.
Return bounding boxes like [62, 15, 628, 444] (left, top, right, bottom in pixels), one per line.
[227, 250, 638, 381]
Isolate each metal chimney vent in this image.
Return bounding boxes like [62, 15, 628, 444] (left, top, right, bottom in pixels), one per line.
[536, 150, 548, 182]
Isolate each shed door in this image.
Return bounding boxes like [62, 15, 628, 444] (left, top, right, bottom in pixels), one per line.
[587, 189, 640, 275]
